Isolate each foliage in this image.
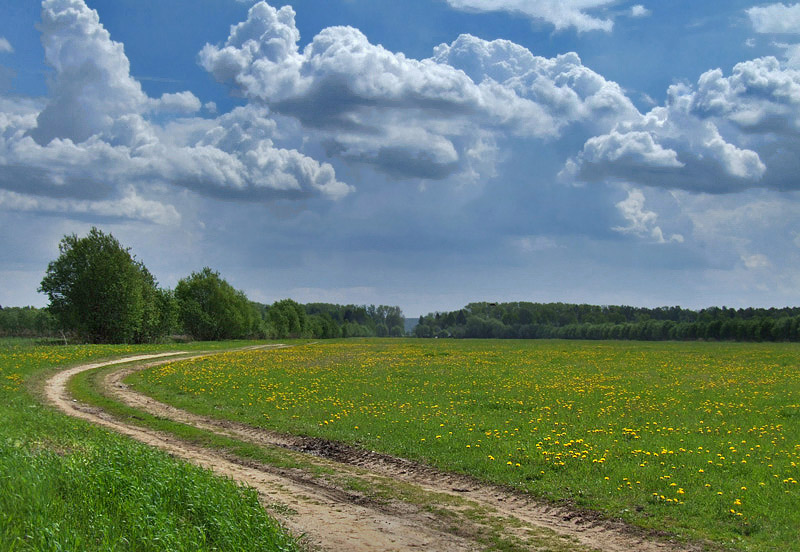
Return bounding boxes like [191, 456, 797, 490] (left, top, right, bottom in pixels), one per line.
[0, 306, 57, 337]
[38, 228, 174, 343]
[175, 268, 261, 341]
[261, 302, 405, 339]
[414, 302, 800, 342]
[0, 339, 298, 551]
[131, 339, 800, 551]
[267, 299, 308, 338]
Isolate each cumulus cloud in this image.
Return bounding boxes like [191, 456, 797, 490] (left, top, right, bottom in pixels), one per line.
[0, 38, 12, 54]
[443, 0, 617, 32]
[152, 91, 202, 114]
[27, 0, 149, 146]
[747, 3, 800, 34]
[431, 36, 638, 130]
[613, 188, 683, 243]
[629, 5, 650, 18]
[691, 57, 800, 134]
[562, 50, 800, 193]
[200, 2, 638, 180]
[565, 88, 766, 192]
[575, 130, 683, 170]
[0, 0, 350, 225]
[563, 6, 800, 194]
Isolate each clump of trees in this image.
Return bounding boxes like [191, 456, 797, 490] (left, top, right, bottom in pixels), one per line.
[175, 267, 261, 341]
[0, 306, 57, 337]
[39, 228, 175, 344]
[253, 301, 405, 339]
[30, 227, 405, 343]
[414, 302, 800, 342]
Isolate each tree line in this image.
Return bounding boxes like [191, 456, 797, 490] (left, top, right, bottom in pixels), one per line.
[414, 302, 800, 342]
[3, 228, 404, 343]
[7, 229, 799, 344]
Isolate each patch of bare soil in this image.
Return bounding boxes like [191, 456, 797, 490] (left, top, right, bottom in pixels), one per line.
[44, 348, 700, 552]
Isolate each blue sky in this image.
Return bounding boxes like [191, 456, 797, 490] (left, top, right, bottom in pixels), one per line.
[1, 0, 800, 316]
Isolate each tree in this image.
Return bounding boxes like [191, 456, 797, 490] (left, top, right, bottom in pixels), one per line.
[174, 267, 258, 341]
[39, 228, 170, 343]
[268, 299, 308, 338]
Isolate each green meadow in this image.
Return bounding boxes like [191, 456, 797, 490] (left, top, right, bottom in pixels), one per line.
[0, 338, 298, 552]
[129, 339, 800, 551]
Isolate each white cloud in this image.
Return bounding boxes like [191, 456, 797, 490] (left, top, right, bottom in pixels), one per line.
[444, 0, 617, 32]
[564, 50, 800, 193]
[516, 235, 558, 252]
[431, 35, 639, 131]
[0, 0, 351, 225]
[747, 3, 800, 34]
[28, 0, 149, 146]
[152, 91, 202, 114]
[692, 57, 800, 134]
[577, 129, 683, 169]
[741, 253, 770, 269]
[200, 3, 639, 180]
[613, 188, 683, 243]
[778, 42, 800, 66]
[565, 100, 766, 192]
[0, 188, 180, 225]
[630, 5, 650, 18]
[0, 37, 12, 54]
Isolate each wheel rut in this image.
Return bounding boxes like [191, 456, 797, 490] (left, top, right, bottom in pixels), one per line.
[44, 347, 698, 552]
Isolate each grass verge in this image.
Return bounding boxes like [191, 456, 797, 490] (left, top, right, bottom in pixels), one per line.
[0, 338, 299, 552]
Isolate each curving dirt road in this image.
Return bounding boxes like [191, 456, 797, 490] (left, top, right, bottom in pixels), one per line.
[44, 348, 696, 552]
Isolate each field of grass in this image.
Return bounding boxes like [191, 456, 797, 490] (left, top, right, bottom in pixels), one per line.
[0, 338, 298, 552]
[128, 338, 800, 551]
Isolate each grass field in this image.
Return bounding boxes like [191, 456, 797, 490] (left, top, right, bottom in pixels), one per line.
[0, 338, 298, 552]
[128, 338, 800, 551]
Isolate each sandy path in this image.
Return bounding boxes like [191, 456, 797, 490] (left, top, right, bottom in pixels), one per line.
[44, 349, 695, 552]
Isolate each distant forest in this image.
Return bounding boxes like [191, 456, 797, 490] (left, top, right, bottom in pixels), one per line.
[0, 302, 405, 341]
[6, 300, 800, 343]
[17, 228, 796, 344]
[414, 302, 800, 342]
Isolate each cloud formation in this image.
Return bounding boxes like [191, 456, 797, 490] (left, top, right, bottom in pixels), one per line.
[747, 3, 800, 34]
[200, 2, 638, 180]
[0, 0, 350, 226]
[564, 52, 800, 193]
[554, 6, 800, 194]
[0, 188, 180, 225]
[692, 57, 800, 135]
[0, 38, 12, 54]
[443, 0, 617, 32]
[613, 188, 683, 244]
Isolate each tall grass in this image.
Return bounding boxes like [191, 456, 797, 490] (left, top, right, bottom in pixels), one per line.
[0, 338, 297, 552]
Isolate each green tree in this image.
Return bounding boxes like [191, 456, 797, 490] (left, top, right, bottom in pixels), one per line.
[39, 228, 169, 343]
[174, 267, 258, 341]
[268, 299, 308, 338]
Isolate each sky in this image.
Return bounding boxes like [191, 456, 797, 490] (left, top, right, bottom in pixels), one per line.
[1, 0, 800, 316]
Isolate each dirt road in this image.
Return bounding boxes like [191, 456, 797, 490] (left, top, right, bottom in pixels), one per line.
[44, 348, 694, 552]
